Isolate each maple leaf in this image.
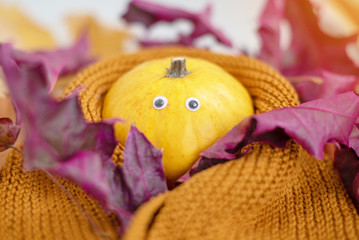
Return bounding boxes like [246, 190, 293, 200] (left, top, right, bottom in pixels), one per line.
[0, 43, 167, 233]
[334, 147, 359, 210]
[122, 0, 232, 47]
[283, 0, 359, 76]
[193, 92, 359, 173]
[11, 34, 94, 93]
[66, 14, 130, 59]
[0, 43, 104, 169]
[0, 117, 20, 152]
[257, 0, 285, 70]
[258, 0, 359, 101]
[291, 70, 359, 102]
[108, 125, 167, 229]
[0, 2, 55, 50]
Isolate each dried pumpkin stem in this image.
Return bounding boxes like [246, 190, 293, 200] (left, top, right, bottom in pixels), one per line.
[166, 57, 190, 78]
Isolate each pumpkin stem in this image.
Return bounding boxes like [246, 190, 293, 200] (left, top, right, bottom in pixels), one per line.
[166, 57, 190, 78]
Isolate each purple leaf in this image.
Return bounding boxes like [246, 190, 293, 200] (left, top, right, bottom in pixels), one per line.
[197, 92, 359, 173]
[0, 40, 169, 239]
[8, 34, 93, 93]
[52, 151, 113, 203]
[122, 0, 232, 47]
[349, 124, 359, 157]
[334, 147, 359, 210]
[121, 125, 166, 209]
[0, 43, 167, 235]
[0, 117, 21, 152]
[258, 0, 285, 70]
[109, 125, 167, 228]
[283, 0, 359, 77]
[291, 70, 359, 102]
[258, 0, 359, 75]
[0, 46, 125, 228]
[123, 0, 193, 26]
[257, 0, 359, 102]
[0, 43, 112, 169]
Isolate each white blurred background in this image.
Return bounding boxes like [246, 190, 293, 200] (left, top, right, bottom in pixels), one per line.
[0, 0, 266, 54]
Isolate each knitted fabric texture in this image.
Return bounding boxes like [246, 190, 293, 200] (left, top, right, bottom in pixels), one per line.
[65, 47, 359, 239]
[0, 149, 120, 240]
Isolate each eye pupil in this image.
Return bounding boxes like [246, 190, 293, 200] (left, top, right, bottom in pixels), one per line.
[154, 99, 164, 108]
[188, 100, 198, 109]
[153, 96, 168, 110]
[185, 97, 200, 111]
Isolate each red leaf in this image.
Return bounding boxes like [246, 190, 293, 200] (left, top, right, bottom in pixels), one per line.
[259, 0, 359, 75]
[257, 0, 359, 102]
[122, 0, 232, 47]
[0, 117, 20, 151]
[196, 92, 359, 173]
[284, 0, 359, 76]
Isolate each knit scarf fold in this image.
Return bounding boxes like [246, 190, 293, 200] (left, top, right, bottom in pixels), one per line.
[69, 47, 359, 239]
[0, 149, 120, 240]
[2, 46, 357, 240]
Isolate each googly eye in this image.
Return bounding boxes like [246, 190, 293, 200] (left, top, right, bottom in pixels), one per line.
[185, 97, 200, 111]
[153, 96, 168, 110]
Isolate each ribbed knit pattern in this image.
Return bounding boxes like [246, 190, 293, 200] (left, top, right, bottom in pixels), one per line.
[0, 149, 120, 240]
[2, 46, 355, 239]
[124, 149, 359, 240]
[64, 46, 299, 120]
[65, 46, 359, 239]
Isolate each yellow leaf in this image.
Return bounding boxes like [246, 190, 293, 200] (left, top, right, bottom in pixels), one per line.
[317, 0, 359, 37]
[0, 3, 55, 50]
[0, 69, 8, 99]
[66, 15, 132, 59]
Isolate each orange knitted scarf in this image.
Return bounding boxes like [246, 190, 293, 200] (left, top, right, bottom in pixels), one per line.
[66, 47, 359, 239]
[1, 47, 358, 240]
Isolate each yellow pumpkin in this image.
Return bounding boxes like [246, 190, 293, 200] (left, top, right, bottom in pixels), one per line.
[103, 57, 254, 184]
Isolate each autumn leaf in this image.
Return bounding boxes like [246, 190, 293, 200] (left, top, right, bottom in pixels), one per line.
[334, 147, 359, 210]
[291, 70, 359, 102]
[258, 0, 359, 101]
[257, 0, 285, 70]
[66, 14, 130, 59]
[0, 43, 114, 169]
[349, 124, 359, 157]
[56, 125, 167, 230]
[0, 3, 55, 50]
[11, 34, 93, 93]
[284, 0, 359, 76]
[122, 0, 232, 47]
[0, 34, 93, 124]
[120, 125, 166, 211]
[194, 92, 359, 173]
[258, 0, 359, 75]
[0, 43, 166, 233]
[108, 125, 166, 229]
[0, 117, 20, 152]
[52, 150, 113, 203]
[317, 0, 359, 37]
[0, 70, 8, 98]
